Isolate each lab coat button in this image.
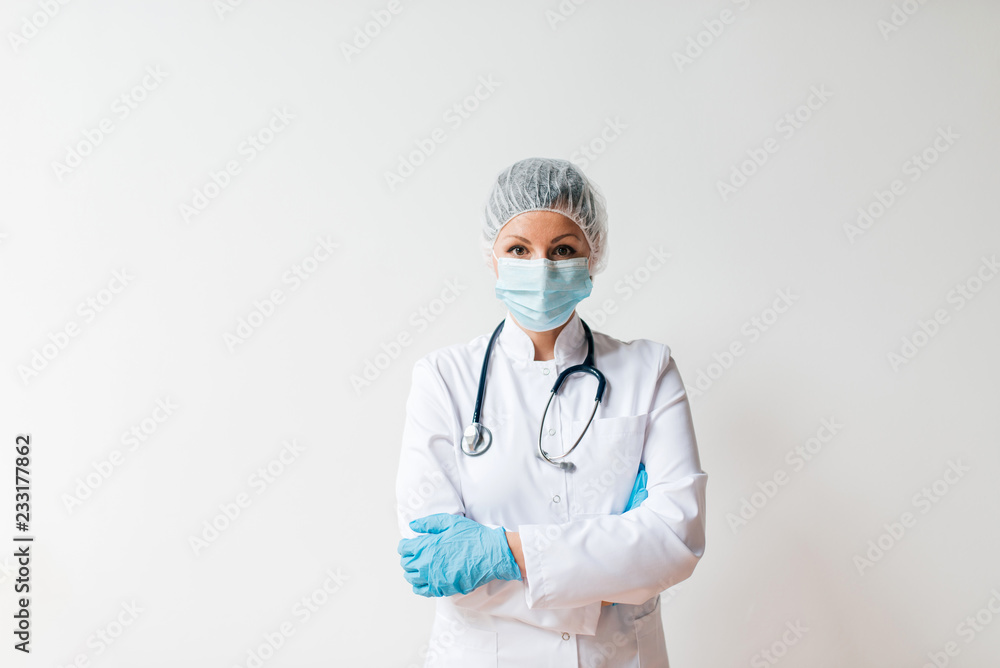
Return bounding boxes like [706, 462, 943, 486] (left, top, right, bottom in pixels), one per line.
[548, 427, 556, 436]
[542, 368, 550, 375]
[561, 632, 570, 640]
[552, 495, 560, 503]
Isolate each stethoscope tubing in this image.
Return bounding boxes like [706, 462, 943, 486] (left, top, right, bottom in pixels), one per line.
[462, 318, 606, 467]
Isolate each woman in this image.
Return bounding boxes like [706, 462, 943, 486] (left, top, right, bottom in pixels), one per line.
[395, 157, 707, 667]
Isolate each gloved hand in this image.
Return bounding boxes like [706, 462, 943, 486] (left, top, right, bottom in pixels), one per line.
[398, 513, 522, 597]
[622, 462, 648, 513]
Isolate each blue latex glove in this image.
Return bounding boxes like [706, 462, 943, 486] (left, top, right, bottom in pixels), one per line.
[623, 462, 648, 513]
[398, 513, 522, 597]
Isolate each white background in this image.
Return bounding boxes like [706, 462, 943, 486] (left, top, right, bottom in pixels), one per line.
[3, 1, 1000, 666]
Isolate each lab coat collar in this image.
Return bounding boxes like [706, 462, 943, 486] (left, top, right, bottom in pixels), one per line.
[497, 311, 587, 365]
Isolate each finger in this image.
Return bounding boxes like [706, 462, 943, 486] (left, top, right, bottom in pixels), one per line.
[632, 464, 647, 495]
[404, 570, 427, 588]
[400, 532, 437, 558]
[409, 512, 461, 534]
[399, 555, 421, 574]
[628, 474, 644, 497]
[397, 538, 418, 558]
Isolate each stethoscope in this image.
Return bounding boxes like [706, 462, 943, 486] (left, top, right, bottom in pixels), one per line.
[461, 319, 607, 471]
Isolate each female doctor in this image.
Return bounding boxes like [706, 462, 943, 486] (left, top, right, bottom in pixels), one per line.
[395, 157, 707, 667]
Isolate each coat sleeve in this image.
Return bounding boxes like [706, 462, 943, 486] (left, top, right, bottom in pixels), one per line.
[395, 355, 604, 636]
[517, 345, 708, 609]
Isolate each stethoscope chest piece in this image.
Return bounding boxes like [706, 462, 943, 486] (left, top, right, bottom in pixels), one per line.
[462, 423, 492, 456]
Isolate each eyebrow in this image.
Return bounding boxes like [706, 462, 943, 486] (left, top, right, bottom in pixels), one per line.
[504, 233, 581, 244]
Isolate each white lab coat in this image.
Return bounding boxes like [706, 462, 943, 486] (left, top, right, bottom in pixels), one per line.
[395, 312, 707, 667]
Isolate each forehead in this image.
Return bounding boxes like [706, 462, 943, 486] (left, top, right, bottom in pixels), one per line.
[498, 210, 582, 238]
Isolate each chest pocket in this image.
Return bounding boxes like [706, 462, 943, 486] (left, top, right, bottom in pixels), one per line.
[568, 413, 647, 517]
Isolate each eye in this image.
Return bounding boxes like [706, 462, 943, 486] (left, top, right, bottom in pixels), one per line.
[506, 245, 528, 256]
[553, 245, 577, 257]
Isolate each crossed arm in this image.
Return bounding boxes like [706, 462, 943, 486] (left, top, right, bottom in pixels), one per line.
[395, 347, 706, 631]
[504, 530, 616, 606]
[397, 464, 648, 602]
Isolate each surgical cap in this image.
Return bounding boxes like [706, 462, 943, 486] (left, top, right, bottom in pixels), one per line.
[481, 157, 609, 275]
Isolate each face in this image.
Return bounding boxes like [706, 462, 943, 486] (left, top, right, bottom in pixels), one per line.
[491, 210, 591, 277]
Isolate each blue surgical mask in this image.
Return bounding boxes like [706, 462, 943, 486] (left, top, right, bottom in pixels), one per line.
[493, 254, 593, 332]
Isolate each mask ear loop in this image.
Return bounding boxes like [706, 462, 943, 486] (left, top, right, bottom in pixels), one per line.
[571, 225, 592, 274]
